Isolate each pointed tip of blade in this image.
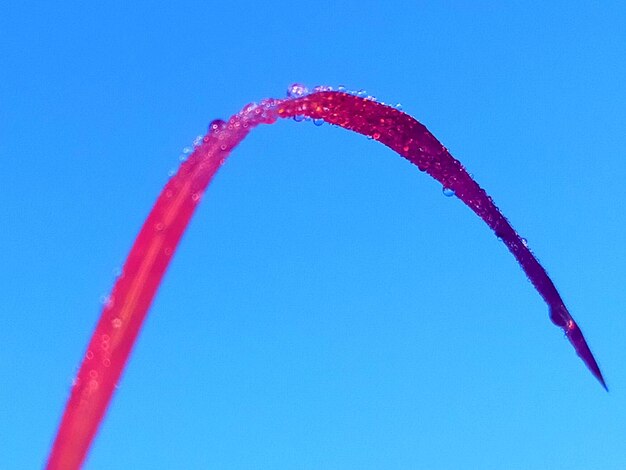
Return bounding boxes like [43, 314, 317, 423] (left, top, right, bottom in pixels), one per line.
[564, 319, 607, 391]
[587, 357, 609, 392]
[593, 365, 609, 392]
[584, 355, 608, 392]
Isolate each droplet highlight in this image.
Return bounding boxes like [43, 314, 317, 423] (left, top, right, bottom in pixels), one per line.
[286, 83, 309, 98]
[442, 187, 455, 197]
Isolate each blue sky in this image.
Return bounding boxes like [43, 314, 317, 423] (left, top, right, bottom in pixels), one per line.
[1, 1, 625, 468]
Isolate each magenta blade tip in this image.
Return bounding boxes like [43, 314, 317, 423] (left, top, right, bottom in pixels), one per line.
[551, 304, 607, 390]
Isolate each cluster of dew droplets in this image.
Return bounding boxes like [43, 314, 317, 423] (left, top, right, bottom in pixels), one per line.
[285, 82, 473, 204]
[178, 134, 205, 163]
[183, 100, 282, 169]
[222, 98, 281, 134]
[286, 83, 333, 126]
[334, 84, 403, 110]
[174, 104, 271, 169]
[286, 83, 403, 127]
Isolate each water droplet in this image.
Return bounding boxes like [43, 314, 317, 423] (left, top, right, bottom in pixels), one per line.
[313, 118, 324, 126]
[337, 85, 346, 92]
[521, 238, 528, 247]
[182, 146, 192, 154]
[99, 295, 112, 306]
[191, 192, 200, 202]
[86, 351, 94, 360]
[286, 83, 309, 98]
[356, 89, 367, 97]
[395, 103, 403, 110]
[293, 115, 305, 122]
[442, 187, 455, 197]
[103, 358, 111, 367]
[155, 222, 165, 231]
[193, 135, 203, 147]
[209, 119, 226, 132]
[112, 318, 122, 328]
[372, 132, 381, 140]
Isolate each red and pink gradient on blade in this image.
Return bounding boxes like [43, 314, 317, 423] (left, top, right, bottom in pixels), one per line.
[46, 86, 606, 469]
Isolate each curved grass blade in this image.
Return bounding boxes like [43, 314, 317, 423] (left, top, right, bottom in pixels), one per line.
[46, 89, 605, 470]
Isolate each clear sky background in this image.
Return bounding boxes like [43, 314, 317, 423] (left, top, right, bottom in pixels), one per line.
[1, 1, 625, 469]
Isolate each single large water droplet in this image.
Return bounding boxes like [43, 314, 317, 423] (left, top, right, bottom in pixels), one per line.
[286, 83, 309, 98]
[313, 118, 324, 126]
[521, 237, 528, 247]
[442, 187, 455, 197]
[293, 115, 305, 122]
[208, 119, 226, 132]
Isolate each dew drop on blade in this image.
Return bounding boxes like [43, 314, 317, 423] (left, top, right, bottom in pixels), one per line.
[208, 119, 226, 132]
[286, 83, 309, 98]
[442, 187, 455, 197]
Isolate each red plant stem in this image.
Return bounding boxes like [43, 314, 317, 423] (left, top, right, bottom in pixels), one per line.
[47, 90, 605, 469]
